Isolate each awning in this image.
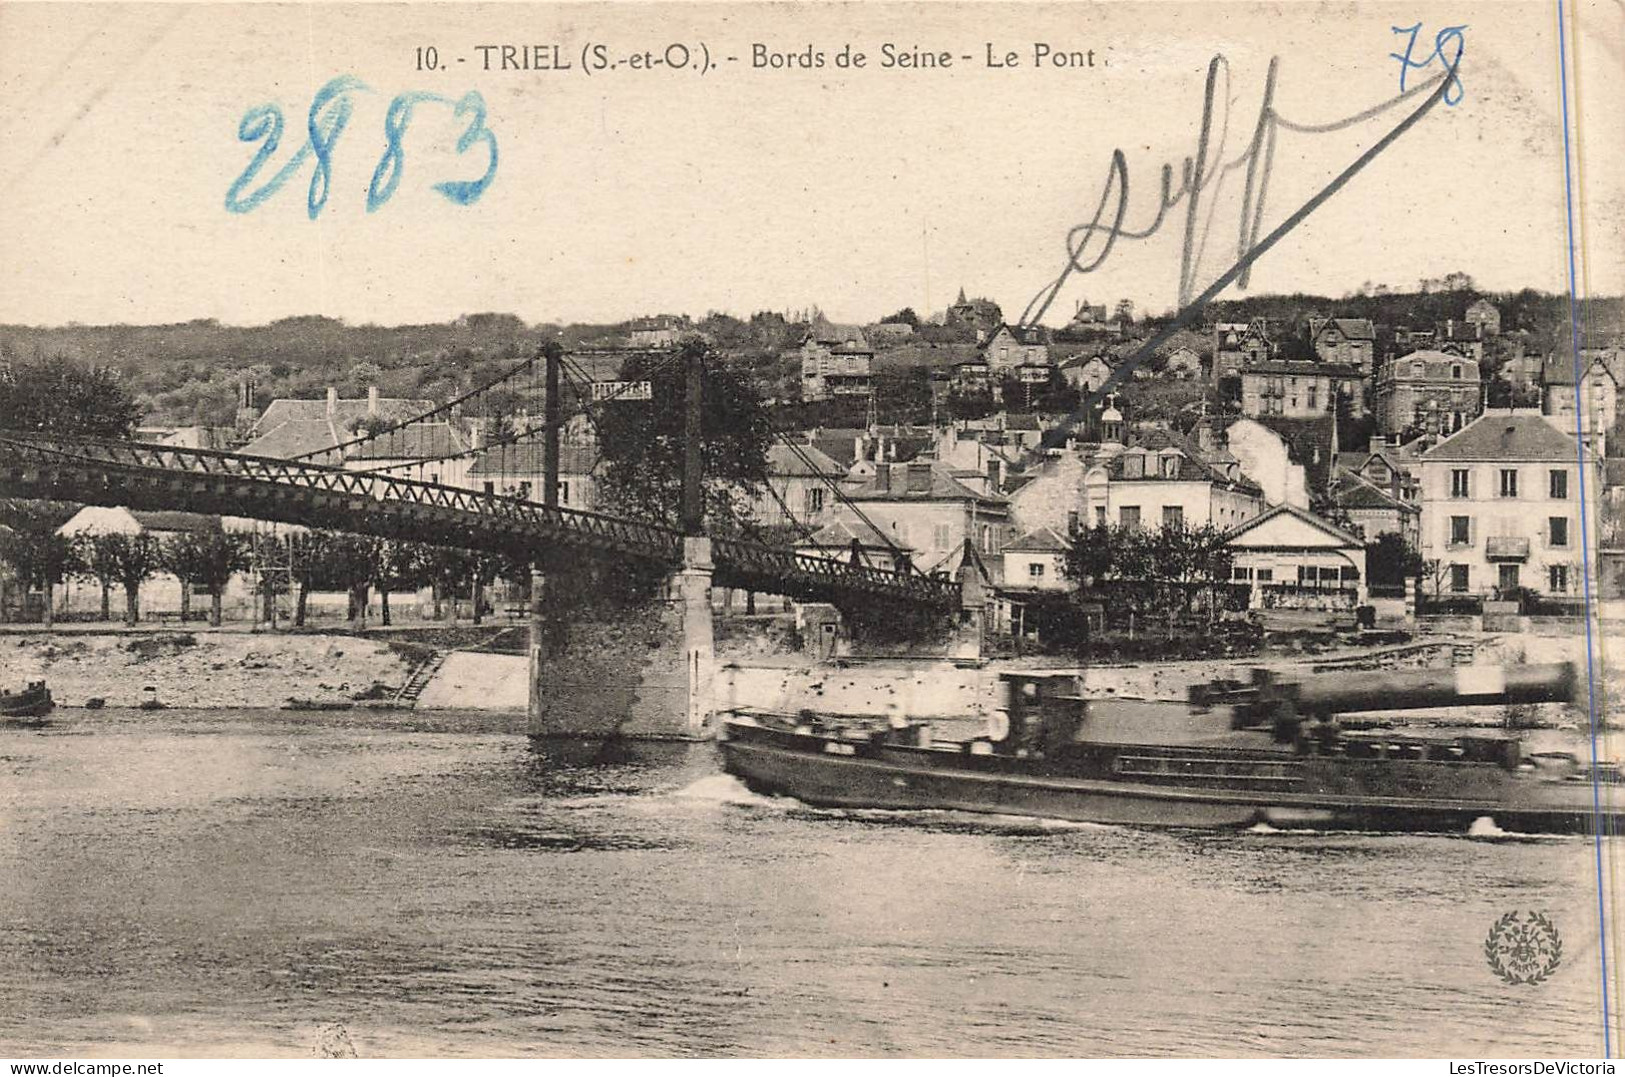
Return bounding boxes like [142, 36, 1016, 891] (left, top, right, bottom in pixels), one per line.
[1485, 536, 1530, 562]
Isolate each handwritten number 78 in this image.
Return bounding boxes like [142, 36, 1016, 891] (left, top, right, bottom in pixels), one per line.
[1390, 23, 1467, 106]
[226, 76, 499, 218]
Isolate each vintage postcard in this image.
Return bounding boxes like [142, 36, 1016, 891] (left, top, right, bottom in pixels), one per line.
[1, 0, 1622, 1062]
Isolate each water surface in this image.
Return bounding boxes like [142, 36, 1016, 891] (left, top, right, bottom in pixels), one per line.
[0, 708, 1612, 1057]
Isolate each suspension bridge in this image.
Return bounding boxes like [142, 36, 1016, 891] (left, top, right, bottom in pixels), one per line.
[0, 342, 976, 737]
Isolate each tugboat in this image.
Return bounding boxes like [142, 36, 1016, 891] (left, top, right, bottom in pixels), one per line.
[719, 662, 1620, 834]
[1, 680, 54, 725]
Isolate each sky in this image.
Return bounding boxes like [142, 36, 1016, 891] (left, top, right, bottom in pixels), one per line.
[1, 1, 1621, 328]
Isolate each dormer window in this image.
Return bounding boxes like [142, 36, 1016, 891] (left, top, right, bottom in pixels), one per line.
[1161, 455, 1180, 479]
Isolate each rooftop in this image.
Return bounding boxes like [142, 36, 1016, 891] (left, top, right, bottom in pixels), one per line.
[1422, 412, 1580, 463]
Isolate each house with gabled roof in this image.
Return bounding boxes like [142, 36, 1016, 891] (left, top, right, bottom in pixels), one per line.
[800, 321, 875, 402]
[465, 443, 601, 508]
[1418, 411, 1600, 599]
[1309, 317, 1377, 374]
[981, 324, 1051, 373]
[241, 386, 437, 460]
[1082, 426, 1266, 533]
[1540, 353, 1619, 441]
[829, 459, 1011, 577]
[1001, 526, 1071, 593]
[750, 442, 848, 532]
[1223, 503, 1368, 608]
[1329, 468, 1420, 544]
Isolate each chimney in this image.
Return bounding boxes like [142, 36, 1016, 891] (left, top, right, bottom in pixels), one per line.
[470, 423, 483, 451]
[907, 461, 933, 494]
[367, 385, 380, 418]
[874, 462, 891, 492]
[325, 387, 338, 419]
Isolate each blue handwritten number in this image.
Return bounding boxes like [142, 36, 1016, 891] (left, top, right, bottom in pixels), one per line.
[367, 92, 448, 213]
[1390, 23, 1467, 106]
[225, 76, 366, 218]
[432, 91, 499, 206]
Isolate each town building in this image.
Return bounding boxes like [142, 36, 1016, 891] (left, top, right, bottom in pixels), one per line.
[239, 386, 436, 459]
[1335, 437, 1422, 503]
[341, 422, 474, 488]
[749, 442, 848, 533]
[1000, 526, 1071, 593]
[464, 443, 601, 508]
[1061, 354, 1115, 393]
[1239, 361, 1362, 420]
[981, 324, 1051, 373]
[827, 459, 1012, 576]
[626, 314, 691, 347]
[1374, 350, 1483, 436]
[800, 323, 875, 403]
[1081, 427, 1266, 533]
[1224, 504, 1368, 608]
[1435, 319, 1485, 362]
[1418, 411, 1598, 599]
[1541, 353, 1619, 441]
[1161, 346, 1204, 380]
[1212, 320, 1271, 384]
[945, 288, 1004, 337]
[1308, 317, 1377, 374]
[1328, 469, 1421, 545]
[1465, 298, 1502, 337]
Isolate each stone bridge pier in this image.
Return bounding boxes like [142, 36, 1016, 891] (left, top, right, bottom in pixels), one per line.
[528, 537, 717, 739]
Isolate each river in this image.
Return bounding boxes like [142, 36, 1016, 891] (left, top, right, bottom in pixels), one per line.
[0, 708, 1614, 1058]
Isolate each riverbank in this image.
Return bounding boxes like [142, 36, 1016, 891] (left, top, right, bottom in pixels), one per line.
[0, 631, 412, 709]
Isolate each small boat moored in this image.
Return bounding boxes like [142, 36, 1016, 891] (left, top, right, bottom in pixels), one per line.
[2, 680, 55, 725]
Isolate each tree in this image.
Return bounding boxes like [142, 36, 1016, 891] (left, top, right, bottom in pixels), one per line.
[0, 354, 142, 437]
[594, 340, 772, 529]
[288, 530, 338, 626]
[1366, 530, 1424, 588]
[0, 503, 78, 627]
[880, 307, 920, 328]
[1113, 298, 1136, 324]
[324, 534, 383, 629]
[371, 541, 423, 627]
[161, 530, 248, 626]
[76, 532, 161, 626]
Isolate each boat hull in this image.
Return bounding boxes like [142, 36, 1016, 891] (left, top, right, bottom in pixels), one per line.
[1, 683, 53, 723]
[719, 725, 1619, 835]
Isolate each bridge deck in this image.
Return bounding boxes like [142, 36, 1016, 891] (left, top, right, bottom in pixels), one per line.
[0, 431, 960, 609]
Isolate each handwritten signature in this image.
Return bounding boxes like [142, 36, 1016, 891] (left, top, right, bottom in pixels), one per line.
[1030, 49, 1461, 448]
[225, 76, 498, 219]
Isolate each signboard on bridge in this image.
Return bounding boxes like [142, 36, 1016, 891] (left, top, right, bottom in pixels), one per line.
[590, 380, 653, 402]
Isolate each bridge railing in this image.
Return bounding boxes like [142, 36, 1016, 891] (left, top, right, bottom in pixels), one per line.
[0, 430, 961, 607]
[0, 430, 686, 560]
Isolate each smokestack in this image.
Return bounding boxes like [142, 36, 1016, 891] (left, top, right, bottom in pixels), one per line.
[326, 387, 338, 419]
[367, 385, 380, 417]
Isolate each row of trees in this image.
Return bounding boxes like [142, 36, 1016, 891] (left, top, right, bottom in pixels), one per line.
[0, 511, 526, 629]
